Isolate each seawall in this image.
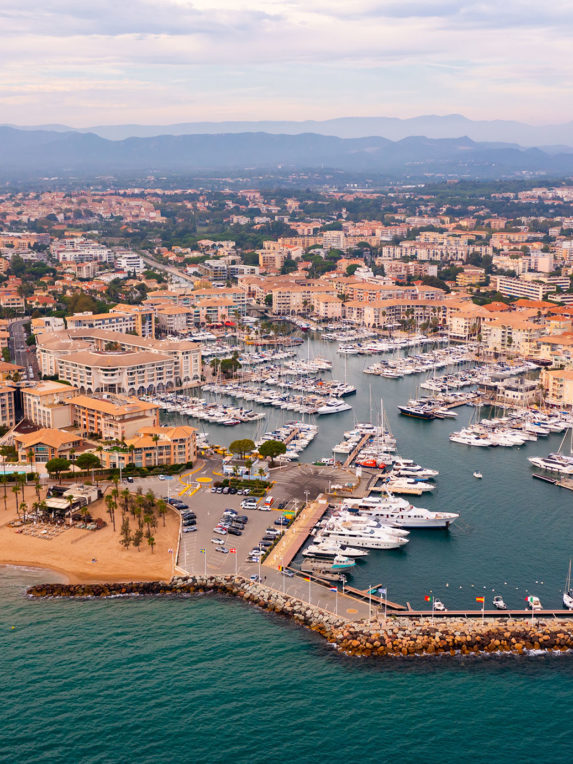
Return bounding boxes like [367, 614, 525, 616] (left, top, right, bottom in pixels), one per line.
[27, 576, 573, 657]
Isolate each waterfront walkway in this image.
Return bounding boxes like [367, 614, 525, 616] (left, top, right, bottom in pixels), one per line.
[403, 608, 573, 618]
[264, 496, 331, 569]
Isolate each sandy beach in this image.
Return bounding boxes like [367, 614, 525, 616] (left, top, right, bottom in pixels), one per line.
[0, 484, 180, 583]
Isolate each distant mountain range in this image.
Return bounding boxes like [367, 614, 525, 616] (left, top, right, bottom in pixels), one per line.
[2, 126, 573, 179]
[4, 114, 573, 147]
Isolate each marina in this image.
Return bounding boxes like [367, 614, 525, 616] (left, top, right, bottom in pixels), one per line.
[157, 334, 573, 610]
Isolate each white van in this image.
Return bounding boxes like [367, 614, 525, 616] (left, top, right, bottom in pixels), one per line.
[241, 499, 258, 510]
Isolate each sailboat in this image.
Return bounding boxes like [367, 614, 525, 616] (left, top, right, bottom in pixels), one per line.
[563, 560, 573, 610]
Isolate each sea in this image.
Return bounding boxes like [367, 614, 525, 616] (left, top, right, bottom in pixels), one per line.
[3, 335, 573, 762]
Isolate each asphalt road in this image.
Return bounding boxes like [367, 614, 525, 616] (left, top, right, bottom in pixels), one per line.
[8, 318, 38, 376]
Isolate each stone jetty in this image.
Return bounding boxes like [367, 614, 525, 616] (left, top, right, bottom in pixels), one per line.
[27, 576, 573, 658]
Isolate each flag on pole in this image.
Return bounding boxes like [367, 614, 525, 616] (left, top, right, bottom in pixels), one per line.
[278, 565, 283, 571]
[378, 587, 387, 596]
[425, 595, 432, 602]
[229, 548, 236, 554]
[476, 596, 485, 603]
[199, 549, 206, 554]
[303, 576, 311, 582]
[329, 586, 338, 592]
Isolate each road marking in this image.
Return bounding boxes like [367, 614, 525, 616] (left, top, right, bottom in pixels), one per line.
[196, 477, 212, 483]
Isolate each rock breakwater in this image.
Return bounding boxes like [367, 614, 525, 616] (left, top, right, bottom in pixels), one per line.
[27, 577, 573, 658]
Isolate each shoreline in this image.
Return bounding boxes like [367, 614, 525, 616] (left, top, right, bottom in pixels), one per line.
[26, 576, 573, 658]
[0, 560, 174, 585]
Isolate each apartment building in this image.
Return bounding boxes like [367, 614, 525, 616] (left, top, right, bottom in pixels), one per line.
[312, 293, 344, 320]
[481, 316, 543, 355]
[271, 284, 336, 315]
[55, 350, 176, 396]
[21, 380, 78, 429]
[456, 267, 486, 286]
[493, 275, 569, 300]
[14, 428, 85, 463]
[71, 394, 160, 439]
[37, 329, 201, 388]
[541, 368, 573, 408]
[0, 385, 16, 428]
[358, 300, 446, 329]
[115, 252, 145, 273]
[101, 425, 197, 469]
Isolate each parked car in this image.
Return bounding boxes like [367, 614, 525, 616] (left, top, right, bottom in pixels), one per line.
[223, 509, 238, 517]
[215, 546, 230, 554]
[274, 518, 289, 526]
[158, 475, 167, 481]
[281, 569, 294, 577]
[126, 476, 134, 483]
[222, 487, 229, 494]
[242, 488, 251, 495]
[216, 487, 223, 493]
[236, 515, 248, 524]
[213, 527, 227, 536]
[259, 540, 272, 548]
[277, 501, 286, 509]
[241, 500, 257, 510]
[236, 489, 243, 495]
[229, 487, 237, 494]
[211, 537, 225, 545]
[183, 526, 197, 533]
[227, 528, 243, 536]
[167, 498, 179, 505]
[211, 486, 217, 493]
[250, 575, 261, 582]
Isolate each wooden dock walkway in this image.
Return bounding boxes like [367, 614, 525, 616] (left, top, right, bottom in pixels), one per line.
[343, 432, 371, 468]
[395, 609, 573, 619]
[263, 497, 331, 569]
[532, 473, 573, 491]
[342, 583, 406, 611]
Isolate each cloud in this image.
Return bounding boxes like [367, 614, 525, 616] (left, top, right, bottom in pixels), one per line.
[1, 1, 573, 124]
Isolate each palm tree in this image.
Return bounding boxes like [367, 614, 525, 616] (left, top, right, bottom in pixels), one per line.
[120, 488, 130, 516]
[156, 499, 167, 527]
[20, 501, 28, 522]
[152, 434, 160, 467]
[2, 476, 7, 512]
[147, 535, 155, 554]
[34, 478, 41, 504]
[105, 494, 116, 531]
[12, 485, 20, 517]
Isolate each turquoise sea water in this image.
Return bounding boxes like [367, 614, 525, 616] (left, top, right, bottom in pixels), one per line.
[2, 567, 573, 764]
[4, 338, 573, 762]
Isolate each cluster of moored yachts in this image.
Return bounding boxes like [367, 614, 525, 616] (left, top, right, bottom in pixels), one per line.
[299, 488, 457, 582]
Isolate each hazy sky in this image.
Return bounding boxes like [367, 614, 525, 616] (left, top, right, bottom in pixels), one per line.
[2, 0, 572, 125]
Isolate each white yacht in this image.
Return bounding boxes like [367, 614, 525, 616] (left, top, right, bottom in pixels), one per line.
[317, 399, 352, 415]
[344, 496, 459, 529]
[302, 541, 369, 559]
[320, 525, 409, 550]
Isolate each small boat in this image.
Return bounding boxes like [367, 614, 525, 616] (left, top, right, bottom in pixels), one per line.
[563, 560, 573, 610]
[473, 471, 483, 479]
[493, 595, 507, 610]
[433, 598, 447, 612]
[526, 595, 542, 610]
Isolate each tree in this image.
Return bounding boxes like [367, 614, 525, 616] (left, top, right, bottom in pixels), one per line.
[147, 535, 156, 553]
[258, 439, 287, 467]
[120, 516, 132, 549]
[229, 439, 255, 459]
[133, 528, 144, 551]
[156, 499, 168, 527]
[264, 294, 273, 306]
[1, 347, 10, 363]
[75, 452, 101, 473]
[45, 457, 70, 482]
[346, 263, 360, 276]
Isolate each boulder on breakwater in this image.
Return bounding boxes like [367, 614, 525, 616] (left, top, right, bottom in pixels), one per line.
[26, 577, 573, 657]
